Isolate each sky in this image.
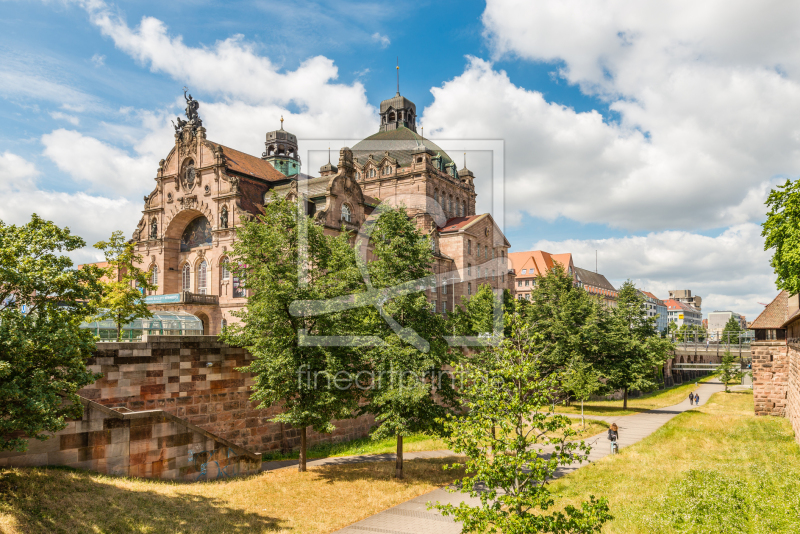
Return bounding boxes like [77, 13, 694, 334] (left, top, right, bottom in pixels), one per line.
[2, 0, 800, 320]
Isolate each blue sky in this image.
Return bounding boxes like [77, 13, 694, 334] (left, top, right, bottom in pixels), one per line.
[2, 0, 800, 319]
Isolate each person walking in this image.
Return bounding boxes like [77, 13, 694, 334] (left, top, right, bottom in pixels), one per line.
[607, 423, 619, 454]
[689, 392, 694, 405]
[695, 393, 700, 406]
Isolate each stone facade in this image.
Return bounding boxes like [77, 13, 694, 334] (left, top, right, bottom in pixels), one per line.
[78, 337, 374, 453]
[124, 91, 515, 335]
[752, 341, 789, 416]
[0, 397, 262, 481]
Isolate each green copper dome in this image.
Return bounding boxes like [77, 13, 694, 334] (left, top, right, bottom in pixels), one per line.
[351, 126, 454, 167]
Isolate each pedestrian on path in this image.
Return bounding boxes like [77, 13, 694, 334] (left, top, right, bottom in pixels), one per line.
[695, 393, 700, 406]
[607, 423, 619, 454]
[689, 392, 694, 404]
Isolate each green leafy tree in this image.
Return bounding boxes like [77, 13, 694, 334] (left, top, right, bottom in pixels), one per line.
[524, 265, 603, 376]
[718, 350, 743, 392]
[358, 205, 456, 479]
[562, 357, 602, 429]
[598, 281, 674, 409]
[678, 323, 706, 342]
[668, 321, 678, 338]
[0, 214, 103, 451]
[448, 284, 515, 338]
[763, 178, 800, 294]
[93, 231, 155, 341]
[220, 195, 366, 472]
[432, 315, 612, 533]
[720, 316, 743, 345]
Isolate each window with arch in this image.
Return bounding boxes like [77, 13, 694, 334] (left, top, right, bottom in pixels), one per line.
[182, 263, 191, 292]
[468, 282, 472, 296]
[221, 258, 230, 280]
[150, 265, 158, 286]
[434, 190, 439, 204]
[341, 204, 351, 223]
[462, 200, 466, 215]
[448, 197, 453, 213]
[369, 168, 376, 178]
[357, 171, 361, 179]
[197, 260, 208, 295]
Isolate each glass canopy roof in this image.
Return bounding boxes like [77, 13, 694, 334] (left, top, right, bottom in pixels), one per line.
[81, 311, 204, 340]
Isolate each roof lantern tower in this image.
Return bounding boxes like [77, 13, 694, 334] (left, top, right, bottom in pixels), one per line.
[262, 116, 300, 177]
[379, 61, 417, 133]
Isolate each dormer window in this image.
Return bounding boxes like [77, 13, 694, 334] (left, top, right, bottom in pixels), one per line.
[521, 269, 527, 274]
[341, 204, 351, 223]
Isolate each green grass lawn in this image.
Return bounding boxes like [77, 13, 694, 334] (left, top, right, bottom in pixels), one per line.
[550, 390, 800, 533]
[556, 373, 719, 416]
[262, 419, 610, 462]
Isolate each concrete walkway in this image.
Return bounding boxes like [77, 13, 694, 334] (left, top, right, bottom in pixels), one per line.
[332, 379, 726, 534]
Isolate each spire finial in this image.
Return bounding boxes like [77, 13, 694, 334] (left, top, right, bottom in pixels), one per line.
[280, 115, 284, 130]
[421, 124, 423, 139]
[396, 57, 400, 96]
[328, 145, 331, 164]
[463, 152, 466, 169]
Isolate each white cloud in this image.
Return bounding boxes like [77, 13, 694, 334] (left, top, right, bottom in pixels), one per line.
[0, 151, 39, 186]
[531, 223, 775, 319]
[0, 151, 139, 263]
[91, 53, 105, 67]
[423, 56, 800, 232]
[41, 129, 154, 195]
[49, 111, 80, 125]
[371, 32, 390, 48]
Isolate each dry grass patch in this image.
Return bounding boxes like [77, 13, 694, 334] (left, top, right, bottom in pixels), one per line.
[548, 390, 800, 533]
[0, 457, 465, 534]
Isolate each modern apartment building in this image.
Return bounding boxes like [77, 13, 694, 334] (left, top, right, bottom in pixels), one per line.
[665, 298, 703, 328]
[708, 310, 747, 340]
[640, 290, 668, 333]
[668, 290, 702, 312]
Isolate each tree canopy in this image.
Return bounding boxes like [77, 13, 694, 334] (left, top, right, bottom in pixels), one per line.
[763, 178, 800, 294]
[93, 231, 155, 341]
[0, 215, 103, 451]
[220, 195, 367, 471]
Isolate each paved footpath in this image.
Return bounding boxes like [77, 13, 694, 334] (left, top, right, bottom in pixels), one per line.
[329, 379, 725, 534]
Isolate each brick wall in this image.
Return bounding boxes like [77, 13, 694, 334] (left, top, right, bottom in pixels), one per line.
[78, 336, 374, 454]
[786, 343, 800, 443]
[0, 398, 261, 481]
[752, 341, 789, 416]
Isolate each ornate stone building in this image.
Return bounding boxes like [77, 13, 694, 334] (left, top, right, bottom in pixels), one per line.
[132, 91, 514, 334]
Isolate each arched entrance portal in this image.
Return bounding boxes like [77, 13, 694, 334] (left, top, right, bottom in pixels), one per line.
[194, 312, 209, 335]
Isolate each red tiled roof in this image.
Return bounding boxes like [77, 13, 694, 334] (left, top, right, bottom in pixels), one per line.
[664, 299, 699, 312]
[209, 142, 287, 182]
[750, 290, 788, 329]
[508, 250, 573, 278]
[439, 214, 483, 232]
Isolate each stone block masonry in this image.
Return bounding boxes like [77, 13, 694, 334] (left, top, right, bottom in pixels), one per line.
[79, 336, 374, 454]
[0, 397, 262, 481]
[752, 341, 789, 417]
[1, 336, 374, 481]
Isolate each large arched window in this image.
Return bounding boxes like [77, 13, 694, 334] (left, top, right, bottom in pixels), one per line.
[197, 260, 208, 295]
[221, 257, 230, 281]
[182, 263, 191, 292]
[180, 217, 212, 252]
[341, 204, 351, 223]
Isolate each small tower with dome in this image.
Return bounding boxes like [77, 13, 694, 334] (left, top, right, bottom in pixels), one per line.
[262, 116, 300, 177]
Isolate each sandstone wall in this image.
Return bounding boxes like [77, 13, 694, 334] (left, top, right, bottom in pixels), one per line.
[0, 398, 261, 481]
[786, 342, 800, 442]
[78, 336, 374, 454]
[752, 341, 789, 416]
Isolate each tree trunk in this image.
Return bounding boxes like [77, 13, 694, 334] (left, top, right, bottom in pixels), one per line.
[623, 388, 628, 410]
[581, 399, 585, 429]
[298, 427, 307, 473]
[395, 434, 404, 479]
